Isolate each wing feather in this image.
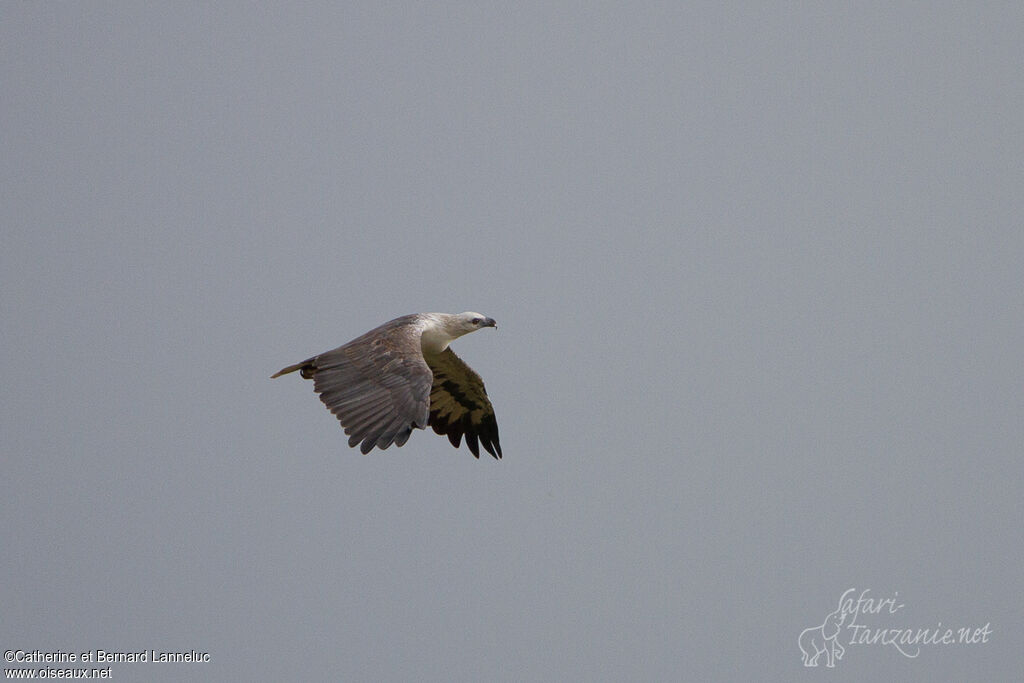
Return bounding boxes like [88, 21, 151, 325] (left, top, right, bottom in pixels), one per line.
[425, 348, 502, 459]
[273, 315, 433, 453]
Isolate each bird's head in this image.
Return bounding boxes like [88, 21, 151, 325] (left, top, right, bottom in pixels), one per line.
[454, 311, 497, 335]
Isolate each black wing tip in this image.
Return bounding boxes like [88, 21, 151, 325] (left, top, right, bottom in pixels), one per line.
[483, 440, 502, 460]
[429, 412, 502, 459]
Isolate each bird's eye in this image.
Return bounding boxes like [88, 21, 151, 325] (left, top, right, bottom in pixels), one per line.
[471, 318, 482, 325]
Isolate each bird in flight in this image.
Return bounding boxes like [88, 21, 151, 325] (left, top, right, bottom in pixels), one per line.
[272, 312, 502, 459]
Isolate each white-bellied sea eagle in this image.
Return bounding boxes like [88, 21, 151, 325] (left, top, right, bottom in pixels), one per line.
[272, 312, 501, 458]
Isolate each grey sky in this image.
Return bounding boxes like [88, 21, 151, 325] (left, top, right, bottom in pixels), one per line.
[2, 2, 1021, 681]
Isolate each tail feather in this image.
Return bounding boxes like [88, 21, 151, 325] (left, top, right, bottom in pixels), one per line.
[271, 361, 312, 379]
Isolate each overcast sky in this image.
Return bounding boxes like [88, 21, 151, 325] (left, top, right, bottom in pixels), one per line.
[2, 2, 1022, 681]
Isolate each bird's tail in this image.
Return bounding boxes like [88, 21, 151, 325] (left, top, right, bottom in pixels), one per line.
[271, 361, 309, 379]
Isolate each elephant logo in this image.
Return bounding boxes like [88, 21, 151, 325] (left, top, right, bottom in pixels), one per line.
[799, 607, 847, 667]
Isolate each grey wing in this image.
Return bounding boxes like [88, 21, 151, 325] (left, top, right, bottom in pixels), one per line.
[426, 348, 502, 459]
[300, 318, 433, 454]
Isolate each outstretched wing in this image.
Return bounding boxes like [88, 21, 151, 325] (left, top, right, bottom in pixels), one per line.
[274, 316, 433, 454]
[425, 348, 502, 459]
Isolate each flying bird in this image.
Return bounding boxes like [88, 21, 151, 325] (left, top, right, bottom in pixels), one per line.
[272, 312, 502, 459]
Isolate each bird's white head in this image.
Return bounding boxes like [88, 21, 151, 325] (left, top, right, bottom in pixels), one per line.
[454, 311, 497, 334]
[420, 312, 497, 354]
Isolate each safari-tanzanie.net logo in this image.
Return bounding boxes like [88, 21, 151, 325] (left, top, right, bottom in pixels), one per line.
[799, 588, 992, 668]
